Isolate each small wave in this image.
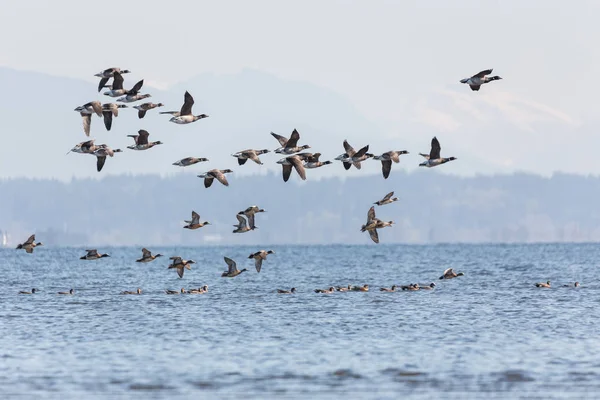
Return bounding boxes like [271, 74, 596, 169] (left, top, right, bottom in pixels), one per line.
[129, 383, 175, 391]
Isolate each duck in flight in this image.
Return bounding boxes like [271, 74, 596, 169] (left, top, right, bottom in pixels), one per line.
[134, 102, 164, 118]
[168, 257, 196, 278]
[238, 206, 265, 229]
[136, 248, 163, 263]
[167, 91, 209, 124]
[172, 157, 209, 167]
[460, 68, 502, 91]
[74, 101, 103, 136]
[127, 130, 163, 151]
[233, 214, 255, 233]
[103, 71, 143, 98]
[439, 268, 464, 280]
[303, 153, 332, 169]
[16, 234, 43, 254]
[231, 149, 270, 165]
[272, 129, 311, 155]
[80, 249, 110, 260]
[221, 257, 247, 277]
[248, 250, 274, 273]
[101, 103, 127, 131]
[336, 140, 374, 170]
[361, 206, 394, 244]
[94, 67, 130, 93]
[93, 145, 122, 172]
[277, 155, 307, 182]
[419, 137, 456, 168]
[374, 191, 398, 206]
[198, 169, 232, 188]
[373, 150, 409, 179]
[183, 211, 210, 230]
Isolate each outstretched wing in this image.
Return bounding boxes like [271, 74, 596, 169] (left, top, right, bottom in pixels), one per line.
[24, 235, 35, 245]
[367, 206, 376, 222]
[429, 137, 441, 160]
[141, 248, 152, 257]
[128, 79, 144, 95]
[285, 129, 300, 148]
[180, 91, 194, 116]
[236, 214, 248, 228]
[288, 156, 306, 180]
[112, 71, 124, 90]
[473, 69, 493, 78]
[368, 229, 379, 244]
[213, 170, 229, 186]
[282, 164, 292, 182]
[96, 156, 106, 172]
[343, 140, 356, 157]
[224, 257, 237, 273]
[271, 132, 288, 147]
[255, 258, 263, 273]
[102, 111, 113, 131]
[469, 84, 481, 91]
[191, 211, 200, 224]
[381, 160, 392, 179]
[137, 130, 150, 145]
[382, 192, 394, 202]
[97, 77, 109, 92]
[354, 145, 369, 158]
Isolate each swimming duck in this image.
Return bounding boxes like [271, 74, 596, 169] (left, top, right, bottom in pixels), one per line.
[314, 287, 336, 294]
[419, 137, 456, 168]
[401, 284, 420, 291]
[168, 257, 196, 278]
[337, 140, 374, 170]
[117, 93, 151, 103]
[136, 248, 163, 263]
[95, 67, 130, 92]
[172, 157, 209, 167]
[93, 145, 122, 172]
[373, 150, 409, 179]
[58, 289, 74, 295]
[352, 284, 369, 292]
[277, 288, 296, 294]
[374, 191, 398, 206]
[337, 285, 353, 292]
[103, 72, 143, 97]
[183, 211, 211, 230]
[237, 206, 266, 228]
[439, 268, 464, 280]
[233, 214, 255, 233]
[248, 250, 274, 273]
[221, 257, 247, 277]
[460, 68, 502, 91]
[74, 101, 103, 136]
[121, 288, 142, 295]
[272, 129, 311, 154]
[303, 153, 332, 169]
[535, 280, 551, 288]
[277, 155, 307, 182]
[165, 288, 186, 295]
[80, 249, 110, 260]
[231, 149, 270, 165]
[101, 103, 127, 131]
[127, 130, 163, 151]
[198, 169, 233, 188]
[16, 234, 43, 254]
[19, 288, 38, 294]
[419, 283, 436, 290]
[168, 91, 209, 124]
[134, 102, 164, 118]
[189, 285, 209, 294]
[563, 282, 580, 288]
[380, 285, 397, 292]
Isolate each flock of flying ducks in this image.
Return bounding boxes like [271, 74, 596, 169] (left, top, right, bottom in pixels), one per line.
[16, 67, 577, 294]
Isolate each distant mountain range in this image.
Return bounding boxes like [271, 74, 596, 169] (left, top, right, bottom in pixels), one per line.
[1, 171, 598, 246]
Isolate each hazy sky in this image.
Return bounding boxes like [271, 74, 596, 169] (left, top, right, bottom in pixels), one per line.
[1, 0, 598, 179]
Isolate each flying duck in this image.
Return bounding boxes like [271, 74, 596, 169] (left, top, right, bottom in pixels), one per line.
[101, 103, 127, 131]
[303, 153, 332, 169]
[127, 130, 163, 150]
[19, 288, 38, 295]
[134, 102, 164, 118]
[80, 249, 110, 260]
[380, 285, 397, 292]
[277, 288, 296, 294]
[563, 282, 580, 288]
[166, 288, 186, 295]
[374, 192, 398, 206]
[231, 149, 270, 165]
[248, 250, 274, 273]
[103, 72, 143, 97]
[121, 288, 142, 295]
[361, 206, 394, 244]
[237, 206, 265, 229]
[314, 287, 336, 294]
[233, 214, 255, 233]
[460, 68, 502, 91]
[277, 155, 307, 182]
[172, 157, 209, 167]
[183, 211, 211, 230]
[58, 289, 75, 295]
[74, 101, 103, 136]
[352, 284, 369, 292]
[439, 268, 464, 280]
[419, 137, 456, 168]
[198, 169, 233, 188]
[535, 280, 551, 288]
[16, 234, 43, 254]
[136, 248, 163, 263]
[168, 91, 209, 124]
[272, 129, 311, 154]
[373, 150, 409, 179]
[68, 139, 98, 155]
[221, 257, 247, 277]
[336, 140, 374, 170]
[93, 145, 122, 172]
[95, 67, 130, 92]
[168, 257, 196, 278]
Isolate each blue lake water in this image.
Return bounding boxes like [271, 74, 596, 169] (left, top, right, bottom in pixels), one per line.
[1, 244, 598, 399]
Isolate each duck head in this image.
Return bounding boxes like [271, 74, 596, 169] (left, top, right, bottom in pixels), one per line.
[155, 254, 163, 258]
[290, 288, 297, 293]
[137, 288, 142, 294]
[36, 242, 43, 247]
[187, 260, 197, 265]
[574, 282, 580, 287]
[267, 250, 275, 254]
[203, 221, 211, 226]
[399, 150, 409, 155]
[157, 103, 164, 107]
[222, 169, 233, 174]
[101, 253, 110, 258]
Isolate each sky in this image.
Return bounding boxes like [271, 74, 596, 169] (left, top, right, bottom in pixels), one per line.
[0, 0, 598, 179]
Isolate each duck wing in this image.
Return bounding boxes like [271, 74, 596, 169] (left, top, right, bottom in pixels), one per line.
[367, 206, 376, 222]
[213, 170, 230, 186]
[96, 155, 106, 172]
[191, 211, 200, 224]
[429, 137, 441, 160]
[102, 111, 113, 131]
[180, 91, 194, 116]
[112, 71, 124, 90]
[343, 140, 356, 157]
[368, 228, 379, 244]
[254, 257, 263, 273]
[128, 79, 144, 95]
[473, 69, 493, 78]
[138, 110, 147, 119]
[176, 266, 184, 278]
[469, 85, 481, 91]
[224, 257, 237, 273]
[170, 256, 183, 265]
[343, 161, 352, 170]
[236, 214, 247, 229]
[442, 268, 453, 276]
[288, 156, 306, 180]
[98, 77, 109, 92]
[204, 176, 214, 188]
[382, 191, 394, 202]
[381, 160, 392, 179]
[248, 214, 256, 229]
[285, 129, 300, 148]
[81, 113, 92, 136]
[354, 145, 369, 158]
[141, 248, 152, 258]
[271, 132, 288, 147]
[137, 130, 150, 145]
[282, 164, 292, 182]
